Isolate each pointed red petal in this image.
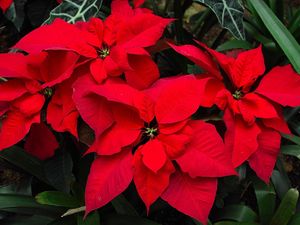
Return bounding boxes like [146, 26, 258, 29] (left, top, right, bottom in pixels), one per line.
[24, 123, 58, 160]
[111, 0, 134, 17]
[38, 50, 79, 88]
[12, 94, 44, 116]
[197, 77, 224, 107]
[152, 75, 202, 124]
[238, 93, 278, 123]
[0, 111, 27, 150]
[198, 42, 235, 79]
[0, 53, 31, 78]
[0, 102, 9, 117]
[256, 65, 300, 107]
[90, 59, 107, 84]
[224, 109, 261, 167]
[157, 124, 192, 159]
[73, 76, 114, 137]
[47, 80, 79, 137]
[117, 13, 172, 49]
[0, 0, 13, 12]
[161, 172, 217, 225]
[92, 103, 143, 155]
[169, 43, 222, 79]
[262, 117, 290, 134]
[177, 120, 235, 178]
[125, 54, 159, 89]
[133, 150, 175, 212]
[231, 45, 265, 90]
[0, 79, 28, 101]
[133, 0, 144, 7]
[85, 150, 133, 215]
[15, 19, 95, 57]
[248, 127, 281, 183]
[140, 139, 167, 173]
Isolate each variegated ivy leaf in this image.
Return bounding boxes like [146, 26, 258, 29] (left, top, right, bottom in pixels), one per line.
[194, 0, 245, 40]
[44, 0, 104, 24]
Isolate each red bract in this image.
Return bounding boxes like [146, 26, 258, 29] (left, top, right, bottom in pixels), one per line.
[170, 42, 300, 182]
[73, 75, 235, 224]
[15, 0, 171, 89]
[0, 0, 13, 12]
[24, 123, 59, 160]
[0, 50, 79, 157]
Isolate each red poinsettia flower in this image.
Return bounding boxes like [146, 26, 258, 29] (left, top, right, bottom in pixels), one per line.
[14, 0, 171, 89]
[0, 50, 79, 156]
[73, 74, 235, 224]
[24, 123, 59, 160]
[170, 42, 300, 182]
[0, 0, 13, 12]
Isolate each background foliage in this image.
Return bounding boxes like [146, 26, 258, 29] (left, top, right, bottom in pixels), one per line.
[0, 0, 300, 224]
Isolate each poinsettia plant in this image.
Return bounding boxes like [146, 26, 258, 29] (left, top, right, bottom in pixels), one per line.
[0, 0, 300, 225]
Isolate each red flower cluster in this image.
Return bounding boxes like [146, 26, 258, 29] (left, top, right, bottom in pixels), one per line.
[0, 0, 300, 224]
[170, 42, 300, 182]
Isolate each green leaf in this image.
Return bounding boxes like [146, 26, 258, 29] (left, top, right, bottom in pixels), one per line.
[253, 178, 276, 225]
[270, 188, 299, 225]
[0, 177, 32, 195]
[0, 146, 49, 184]
[248, 0, 300, 73]
[0, 215, 53, 225]
[271, 160, 292, 199]
[288, 9, 300, 34]
[111, 195, 139, 216]
[47, 216, 77, 225]
[77, 212, 100, 225]
[281, 145, 300, 159]
[0, 194, 63, 218]
[44, 150, 74, 193]
[214, 222, 259, 225]
[36, 191, 80, 208]
[243, 21, 276, 50]
[194, 0, 245, 39]
[103, 214, 161, 225]
[216, 39, 253, 51]
[5, 0, 28, 31]
[268, 0, 284, 21]
[215, 204, 258, 222]
[282, 134, 300, 145]
[288, 213, 300, 225]
[44, 0, 104, 24]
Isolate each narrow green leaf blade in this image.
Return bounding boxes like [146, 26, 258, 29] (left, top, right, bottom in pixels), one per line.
[194, 0, 245, 39]
[77, 212, 100, 225]
[103, 214, 161, 225]
[282, 134, 300, 145]
[281, 145, 300, 159]
[36, 191, 80, 208]
[215, 204, 258, 222]
[44, 150, 74, 193]
[0, 146, 48, 184]
[0, 215, 53, 225]
[216, 39, 253, 51]
[253, 178, 276, 225]
[44, 0, 104, 24]
[248, 0, 300, 73]
[111, 195, 139, 216]
[288, 213, 300, 225]
[214, 222, 260, 225]
[270, 188, 299, 225]
[0, 194, 63, 218]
